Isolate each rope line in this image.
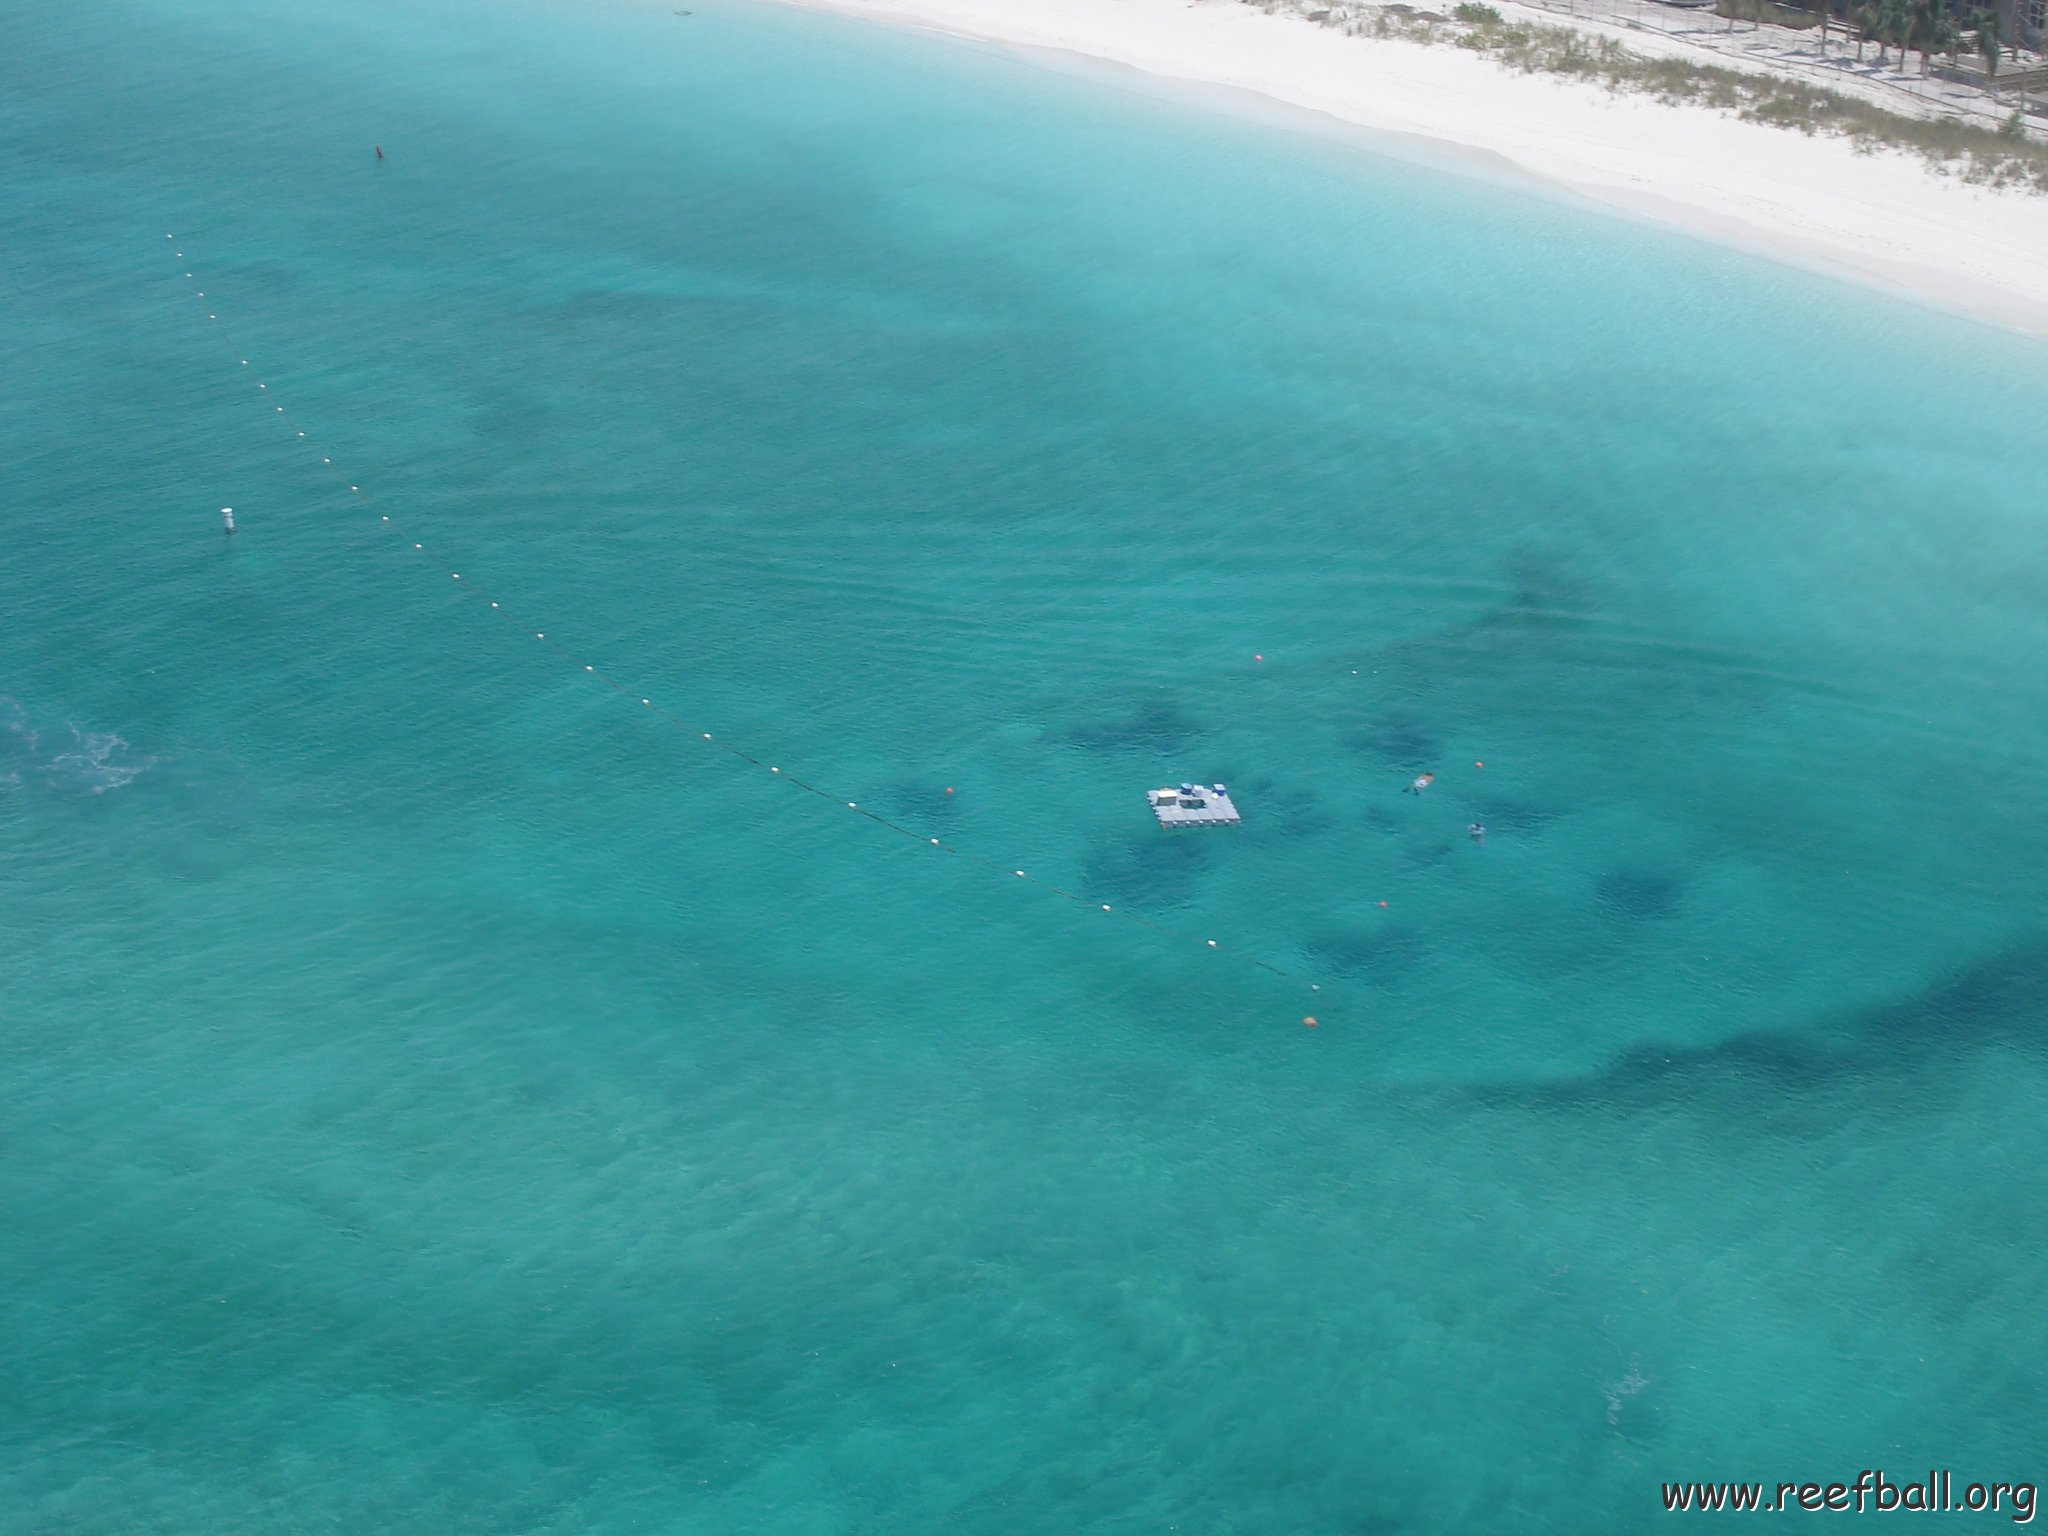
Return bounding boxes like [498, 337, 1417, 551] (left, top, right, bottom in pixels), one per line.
[162, 234, 1322, 998]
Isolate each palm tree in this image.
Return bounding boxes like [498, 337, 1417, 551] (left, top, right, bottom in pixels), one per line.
[1928, 11, 1946, 68]
[1889, 0, 1910, 67]
[1923, 3, 1960, 71]
[1943, 0, 1968, 68]
[1908, 0, 1942, 70]
[1978, 3, 2003, 87]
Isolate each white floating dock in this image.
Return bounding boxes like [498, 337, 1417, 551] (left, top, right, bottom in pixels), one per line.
[1149, 783, 1241, 828]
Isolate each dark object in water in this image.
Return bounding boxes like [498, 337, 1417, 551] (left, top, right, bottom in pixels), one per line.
[1597, 867, 1685, 921]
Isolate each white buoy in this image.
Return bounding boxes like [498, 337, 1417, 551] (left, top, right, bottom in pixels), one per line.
[220, 506, 235, 535]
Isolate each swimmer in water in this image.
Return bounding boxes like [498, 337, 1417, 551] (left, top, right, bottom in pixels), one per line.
[1468, 822, 1486, 844]
[1405, 772, 1435, 795]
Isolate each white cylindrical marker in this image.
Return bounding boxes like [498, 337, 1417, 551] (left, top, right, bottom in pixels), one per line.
[221, 506, 235, 535]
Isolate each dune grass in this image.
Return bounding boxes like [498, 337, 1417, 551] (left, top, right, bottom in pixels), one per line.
[1260, 0, 2048, 190]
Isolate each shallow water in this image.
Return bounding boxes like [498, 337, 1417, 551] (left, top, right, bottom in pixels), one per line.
[4, 0, 2047, 1530]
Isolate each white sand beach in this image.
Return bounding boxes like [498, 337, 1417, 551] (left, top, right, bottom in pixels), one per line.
[772, 0, 2048, 337]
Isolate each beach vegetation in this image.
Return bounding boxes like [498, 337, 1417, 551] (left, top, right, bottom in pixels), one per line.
[1976, 3, 2003, 76]
[1864, 0, 1907, 65]
[1715, 0, 1819, 28]
[1295, 0, 2048, 189]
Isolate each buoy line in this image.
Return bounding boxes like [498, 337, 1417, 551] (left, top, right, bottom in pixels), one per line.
[161, 235, 1324, 1004]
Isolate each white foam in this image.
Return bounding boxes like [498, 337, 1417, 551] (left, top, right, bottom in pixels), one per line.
[48, 727, 154, 794]
[0, 700, 155, 794]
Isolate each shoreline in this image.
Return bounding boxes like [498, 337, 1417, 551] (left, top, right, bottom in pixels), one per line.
[761, 0, 2048, 340]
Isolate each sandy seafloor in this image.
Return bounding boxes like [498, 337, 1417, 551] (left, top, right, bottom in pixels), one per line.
[3, 0, 2047, 1530]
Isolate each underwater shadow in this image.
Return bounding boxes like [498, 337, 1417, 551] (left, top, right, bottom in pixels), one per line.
[1063, 696, 1206, 755]
[1460, 934, 2048, 1115]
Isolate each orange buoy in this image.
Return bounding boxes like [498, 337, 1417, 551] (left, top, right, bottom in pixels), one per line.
[944, 786, 954, 795]
[1254, 654, 1264, 662]
[1475, 760, 1484, 769]
[1303, 1016, 1318, 1028]
[1378, 900, 1388, 908]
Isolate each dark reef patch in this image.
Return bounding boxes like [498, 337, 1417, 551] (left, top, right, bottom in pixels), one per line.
[1344, 709, 1441, 768]
[469, 393, 554, 445]
[1595, 867, 1685, 922]
[1500, 545, 1600, 623]
[1081, 831, 1212, 910]
[543, 287, 693, 328]
[1401, 839, 1459, 873]
[1306, 924, 1426, 984]
[1462, 937, 2048, 1114]
[873, 777, 961, 828]
[1222, 774, 1334, 838]
[1063, 696, 1205, 755]
[1363, 803, 1406, 836]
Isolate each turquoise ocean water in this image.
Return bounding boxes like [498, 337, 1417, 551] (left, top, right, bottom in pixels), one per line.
[5, 0, 2048, 1528]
